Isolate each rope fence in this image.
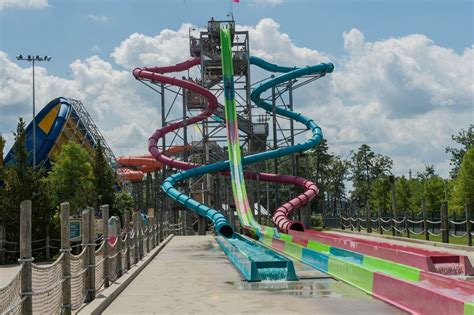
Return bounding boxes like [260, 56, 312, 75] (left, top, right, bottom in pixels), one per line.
[339, 202, 473, 246]
[0, 201, 171, 314]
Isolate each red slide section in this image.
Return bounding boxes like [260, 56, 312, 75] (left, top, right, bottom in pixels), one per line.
[132, 58, 318, 232]
[291, 230, 474, 275]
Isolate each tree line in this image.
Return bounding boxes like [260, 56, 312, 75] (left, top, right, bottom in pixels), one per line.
[0, 118, 134, 242]
[260, 125, 473, 218]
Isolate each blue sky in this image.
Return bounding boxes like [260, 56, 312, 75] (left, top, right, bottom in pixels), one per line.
[1, 0, 472, 77]
[0, 0, 473, 178]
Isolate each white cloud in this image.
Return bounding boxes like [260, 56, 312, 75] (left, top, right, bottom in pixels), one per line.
[1, 19, 472, 179]
[87, 14, 109, 23]
[0, 0, 49, 10]
[247, 0, 285, 7]
[111, 23, 194, 69]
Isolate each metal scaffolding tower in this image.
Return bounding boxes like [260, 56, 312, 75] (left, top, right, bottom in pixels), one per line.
[134, 17, 327, 233]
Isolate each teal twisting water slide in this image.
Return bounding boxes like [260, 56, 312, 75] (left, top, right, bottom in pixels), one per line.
[133, 26, 333, 239]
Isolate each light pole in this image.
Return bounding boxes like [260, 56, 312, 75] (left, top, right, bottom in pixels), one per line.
[16, 54, 51, 168]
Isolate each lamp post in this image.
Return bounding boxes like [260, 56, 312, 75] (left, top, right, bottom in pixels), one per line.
[16, 54, 51, 168]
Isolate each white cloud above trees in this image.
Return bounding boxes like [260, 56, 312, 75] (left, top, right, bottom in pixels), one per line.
[1, 18, 472, 178]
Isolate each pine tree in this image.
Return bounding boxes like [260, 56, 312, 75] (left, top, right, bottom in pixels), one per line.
[92, 140, 116, 215]
[310, 139, 332, 214]
[349, 144, 392, 209]
[0, 134, 5, 182]
[326, 156, 349, 213]
[3, 118, 50, 240]
[0, 134, 6, 229]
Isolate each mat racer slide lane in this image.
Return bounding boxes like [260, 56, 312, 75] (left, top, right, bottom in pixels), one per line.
[219, 27, 474, 314]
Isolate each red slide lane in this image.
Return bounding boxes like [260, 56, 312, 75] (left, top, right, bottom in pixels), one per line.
[290, 230, 474, 275]
[132, 58, 318, 232]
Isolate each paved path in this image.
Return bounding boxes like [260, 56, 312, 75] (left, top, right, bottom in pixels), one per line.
[0, 264, 20, 287]
[104, 235, 404, 315]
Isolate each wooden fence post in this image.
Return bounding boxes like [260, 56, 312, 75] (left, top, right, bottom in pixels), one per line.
[405, 211, 410, 239]
[378, 207, 383, 235]
[45, 234, 50, 261]
[441, 202, 449, 243]
[0, 225, 5, 265]
[357, 209, 361, 232]
[133, 213, 139, 264]
[340, 209, 344, 230]
[466, 204, 471, 247]
[149, 217, 155, 248]
[115, 219, 122, 277]
[82, 208, 95, 302]
[350, 208, 354, 231]
[123, 210, 130, 271]
[101, 205, 110, 288]
[139, 214, 144, 258]
[453, 211, 457, 235]
[82, 208, 91, 302]
[19, 200, 33, 315]
[88, 207, 96, 300]
[391, 211, 396, 236]
[366, 205, 372, 233]
[60, 202, 71, 315]
[422, 201, 429, 241]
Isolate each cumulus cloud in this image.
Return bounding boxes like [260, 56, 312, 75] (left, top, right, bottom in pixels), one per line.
[0, 0, 49, 10]
[111, 23, 195, 69]
[1, 18, 472, 179]
[87, 14, 110, 23]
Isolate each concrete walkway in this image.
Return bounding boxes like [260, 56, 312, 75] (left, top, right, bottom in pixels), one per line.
[0, 264, 20, 287]
[104, 236, 404, 315]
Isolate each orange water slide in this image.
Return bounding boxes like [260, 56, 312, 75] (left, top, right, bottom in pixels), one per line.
[117, 145, 188, 181]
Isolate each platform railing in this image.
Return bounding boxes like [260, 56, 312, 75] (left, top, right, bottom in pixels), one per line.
[0, 201, 169, 315]
[338, 202, 472, 246]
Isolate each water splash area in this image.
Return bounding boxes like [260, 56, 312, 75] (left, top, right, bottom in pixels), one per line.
[216, 233, 298, 282]
[259, 231, 474, 314]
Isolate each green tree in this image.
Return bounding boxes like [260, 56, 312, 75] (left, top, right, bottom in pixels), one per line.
[0, 134, 6, 230]
[349, 144, 393, 208]
[369, 175, 391, 213]
[446, 125, 473, 178]
[92, 140, 116, 214]
[326, 156, 349, 212]
[0, 134, 5, 182]
[114, 190, 134, 220]
[450, 148, 474, 214]
[2, 118, 50, 240]
[309, 139, 332, 214]
[416, 166, 446, 215]
[395, 176, 412, 213]
[44, 141, 95, 214]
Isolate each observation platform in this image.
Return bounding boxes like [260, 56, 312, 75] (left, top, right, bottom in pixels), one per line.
[103, 235, 403, 314]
